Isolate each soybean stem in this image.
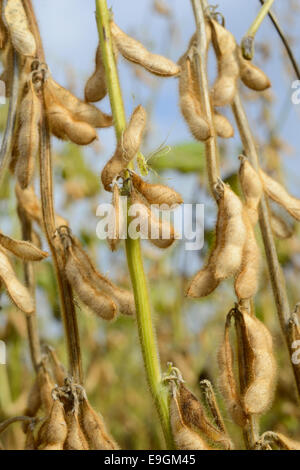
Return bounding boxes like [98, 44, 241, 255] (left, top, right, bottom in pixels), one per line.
[95, 0, 173, 449]
[247, 0, 275, 38]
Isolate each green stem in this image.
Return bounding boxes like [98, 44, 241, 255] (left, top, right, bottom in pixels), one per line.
[95, 0, 173, 449]
[242, 0, 275, 59]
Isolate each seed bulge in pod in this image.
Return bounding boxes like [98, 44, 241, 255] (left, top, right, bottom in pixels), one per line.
[131, 172, 183, 207]
[4, 0, 36, 56]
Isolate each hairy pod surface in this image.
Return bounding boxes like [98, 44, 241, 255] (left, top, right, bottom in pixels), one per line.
[239, 158, 263, 226]
[234, 212, 260, 301]
[210, 19, 239, 107]
[107, 184, 126, 252]
[15, 80, 41, 188]
[69, 236, 135, 317]
[111, 21, 180, 77]
[65, 248, 117, 321]
[131, 172, 183, 207]
[64, 410, 89, 450]
[4, 0, 36, 56]
[178, 53, 211, 142]
[0, 231, 48, 261]
[237, 309, 277, 415]
[130, 190, 175, 249]
[79, 394, 119, 450]
[38, 399, 67, 451]
[101, 105, 147, 190]
[177, 383, 232, 449]
[213, 112, 234, 139]
[260, 169, 300, 221]
[0, 247, 34, 313]
[37, 364, 55, 414]
[85, 45, 107, 102]
[169, 388, 211, 450]
[45, 77, 112, 128]
[238, 49, 271, 91]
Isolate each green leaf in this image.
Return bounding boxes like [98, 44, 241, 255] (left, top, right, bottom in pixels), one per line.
[149, 141, 205, 173]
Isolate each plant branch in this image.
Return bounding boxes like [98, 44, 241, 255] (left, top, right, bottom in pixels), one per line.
[232, 93, 300, 397]
[259, 0, 300, 80]
[95, 0, 173, 449]
[241, 0, 275, 59]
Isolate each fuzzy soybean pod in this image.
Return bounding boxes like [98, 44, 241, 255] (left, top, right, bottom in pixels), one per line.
[218, 314, 247, 427]
[39, 399, 68, 451]
[101, 105, 147, 190]
[214, 185, 247, 281]
[22, 379, 41, 432]
[70, 236, 135, 317]
[4, 0, 36, 57]
[186, 186, 227, 298]
[213, 111, 234, 139]
[169, 386, 211, 450]
[79, 393, 119, 450]
[37, 363, 55, 415]
[15, 80, 41, 189]
[85, 45, 107, 103]
[270, 212, 293, 239]
[178, 52, 211, 142]
[239, 309, 277, 416]
[131, 172, 183, 207]
[177, 383, 233, 450]
[0, 247, 34, 314]
[107, 183, 126, 252]
[45, 100, 98, 146]
[261, 432, 300, 450]
[130, 189, 176, 249]
[64, 410, 89, 450]
[45, 77, 112, 128]
[110, 21, 180, 77]
[65, 246, 117, 321]
[0, 231, 48, 261]
[234, 212, 260, 301]
[259, 169, 300, 221]
[210, 19, 239, 107]
[238, 49, 271, 91]
[239, 157, 263, 226]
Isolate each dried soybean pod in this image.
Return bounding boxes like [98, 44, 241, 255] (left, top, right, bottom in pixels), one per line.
[101, 105, 147, 190]
[64, 410, 89, 450]
[0, 42, 13, 97]
[239, 157, 263, 226]
[22, 379, 41, 432]
[65, 248, 117, 321]
[131, 172, 183, 207]
[214, 186, 246, 281]
[4, 0, 36, 57]
[37, 363, 55, 415]
[85, 45, 107, 102]
[45, 101, 97, 146]
[15, 184, 67, 228]
[218, 313, 247, 426]
[107, 183, 126, 252]
[130, 189, 175, 249]
[24, 422, 36, 450]
[178, 54, 211, 142]
[79, 393, 119, 450]
[186, 268, 219, 298]
[45, 77, 112, 128]
[270, 212, 293, 239]
[39, 399, 68, 451]
[234, 213, 260, 301]
[70, 237, 135, 317]
[45, 346, 66, 387]
[213, 111, 234, 139]
[263, 431, 300, 450]
[239, 309, 276, 415]
[110, 21, 180, 77]
[260, 169, 300, 221]
[169, 387, 211, 450]
[15, 80, 41, 189]
[210, 19, 239, 107]
[177, 383, 232, 449]
[238, 49, 271, 91]
[0, 232, 48, 261]
[0, 0, 7, 49]
[0, 248, 34, 314]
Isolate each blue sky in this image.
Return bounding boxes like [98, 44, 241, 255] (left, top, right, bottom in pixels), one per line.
[31, 0, 300, 182]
